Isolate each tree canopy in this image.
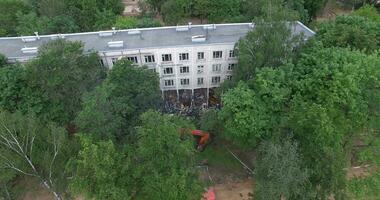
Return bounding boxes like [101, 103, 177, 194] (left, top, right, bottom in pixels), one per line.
[70, 111, 201, 200]
[75, 59, 161, 141]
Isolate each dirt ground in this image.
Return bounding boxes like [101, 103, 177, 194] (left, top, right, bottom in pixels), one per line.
[214, 180, 254, 200]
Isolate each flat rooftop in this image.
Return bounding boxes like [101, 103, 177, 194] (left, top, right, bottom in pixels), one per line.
[0, 22, 315, 59]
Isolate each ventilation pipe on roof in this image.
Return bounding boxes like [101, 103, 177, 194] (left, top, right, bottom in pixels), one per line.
[112, 27, 116, 34]
[34, 32, 40, 40]
[188, 22, 192, 29]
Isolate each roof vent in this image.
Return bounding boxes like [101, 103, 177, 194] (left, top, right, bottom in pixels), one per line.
[128, 30, 141, 35]
[99, 31, 114, 37]
[192, 35, 206, 43]
[21, 36, 37, 43]
[21, 47, 38, 54]
[203, 24, 216, 30]
[176, 26, 189, 32]
[249, 23, 254, 28]
[107, 41, 124, 48]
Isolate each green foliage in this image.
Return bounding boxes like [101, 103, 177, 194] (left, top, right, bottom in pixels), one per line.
[71, 111, 202, 200]
[233, 20, 304, 84]
[220, 66, 292, 146]
[76, 59, 161, 141]
[316, 15, 380, 53]
[0, 54, 7, 67]
[0, 0, 29, 36]
[255, 139, 310, 200]
[240, 0, 301, 22]
[25, 39, 106, 125]
[199, 109, 223, 136]
[93, 9, 117, 30]
[0, 111, 74, 197]
[202, 0, 241, 23]
[221, 42, 380, 197]
[134, 111, 202, 200]
[161, 0, 188, 25]
[352, 4, 380, 21]
[37, 0, 66, 17]
[303, 0, 327, 18]
[114, 16, 161, 29]
[69, 135, 133, 200]
[348, 173, 380, 199]
[288, 45, 380, 199]
[0, 65, 27, 113]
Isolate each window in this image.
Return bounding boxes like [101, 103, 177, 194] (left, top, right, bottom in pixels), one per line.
[99, 59, 105, 67]
[162, 54, 172, 62]
[179, 53, 189, 61]
[226, 75, 232, 80]
[213, 51, 223, 59]
[164, 67, 173, 75]
[164, 80, 174, 86]
[229, 50, 236, 58]
[197, 78, 204, 85]
[180, 79, 190, 85]
[127, 56, 138, 63]
[197, 65, 204, 74]
[144, 55, 155, 63]
[228, 63, 236, 71]
[111, 58, 118, 64]
[212, 76, 221, 84]
[197, 52, 205, 60]
[212, 64, 222, 72]
[180, 66, 190, 74]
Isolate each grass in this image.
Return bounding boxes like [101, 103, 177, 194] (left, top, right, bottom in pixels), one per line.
[196, 144, 243, 172]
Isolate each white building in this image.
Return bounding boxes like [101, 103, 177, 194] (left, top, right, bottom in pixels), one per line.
[0, 22, 315, 106]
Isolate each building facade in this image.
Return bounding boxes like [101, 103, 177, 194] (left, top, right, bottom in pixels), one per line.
[0, 22, 315, 106]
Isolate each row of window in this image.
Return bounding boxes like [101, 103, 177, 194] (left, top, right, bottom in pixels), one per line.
[163, 63, 236, 75]
[110, 50, 237, 65]
[163, 50, 236, 62]
[164, 76, 232, 87]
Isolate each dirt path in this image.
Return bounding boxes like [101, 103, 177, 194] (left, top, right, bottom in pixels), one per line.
[214, 180, 253, 200]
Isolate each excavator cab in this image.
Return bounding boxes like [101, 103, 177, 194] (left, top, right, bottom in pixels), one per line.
[179, 129, 210, 151]
[191, 130, 210, 151]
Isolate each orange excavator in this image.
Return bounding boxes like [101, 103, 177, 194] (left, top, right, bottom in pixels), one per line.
[179, 128, 210, 151]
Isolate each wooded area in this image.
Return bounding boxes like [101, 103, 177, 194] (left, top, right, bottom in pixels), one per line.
[0, 0, 379, 200]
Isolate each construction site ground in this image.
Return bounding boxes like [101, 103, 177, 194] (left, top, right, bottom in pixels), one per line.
[197, 142, 255, 200]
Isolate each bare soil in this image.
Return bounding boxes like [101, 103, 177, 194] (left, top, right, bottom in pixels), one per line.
[214, 180, 254, 200]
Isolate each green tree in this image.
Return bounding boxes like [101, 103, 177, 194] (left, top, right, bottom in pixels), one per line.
[0, 54, 7, 67]
[233, 20, 304, 84]
[287, 44, 380, 199]
[70, 111, 201, 200]
[255, 139, 310, 200]
[69, 135, 133, 200]
[98, 0, 124, 15]
[316, 15, 380, 53]
[303, 0, 327, 18]
[37, 0, 66, 17]
[25, 39, 106, 126]
[240, 0, 300, 22]
[0, 111, 74, 200]
[352, 4, 380, 22]
[76, 59, 161, 141]
[220, 66, 292, 146]
[93, 9, 117, 30]
[0, 0, 29, 36]
[145, 0, 168, 12]
[206, 0, 241, 23]
[133, 111, 202, 199]
[161, 0, 188, 25]
[220, 43, 380, 197]
[0, 65, 27, 112]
